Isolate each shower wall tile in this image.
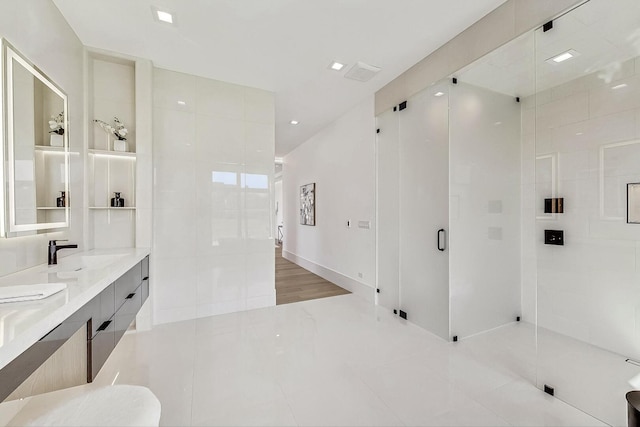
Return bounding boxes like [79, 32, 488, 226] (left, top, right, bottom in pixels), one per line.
[589, 75, 640, 119]
[524, 53, 640, 360]
[536, 91, 589, 130]
[153, 68, 275, 325]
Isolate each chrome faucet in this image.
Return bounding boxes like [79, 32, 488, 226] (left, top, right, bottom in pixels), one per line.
[48, 240, 78, 265]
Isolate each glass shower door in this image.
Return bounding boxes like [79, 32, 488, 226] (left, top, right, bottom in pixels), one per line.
[397, 83, 450, 340]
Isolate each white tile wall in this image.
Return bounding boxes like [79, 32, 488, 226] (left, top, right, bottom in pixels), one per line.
[152, 68, 275, 325]
[522, 55, 640, 360]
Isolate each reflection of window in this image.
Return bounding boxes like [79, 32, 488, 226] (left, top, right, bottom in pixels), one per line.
[211, 171, 237, 185]
[243, 173, 268, 189]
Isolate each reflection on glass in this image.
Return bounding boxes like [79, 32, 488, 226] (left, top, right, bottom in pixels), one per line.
[209, 170, 271, 243]
[211, 171, 237, 185]
[243, 173, 268, 189]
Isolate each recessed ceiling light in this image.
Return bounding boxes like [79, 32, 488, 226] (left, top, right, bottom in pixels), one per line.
[434, 92, 444, 97]
[157, 10, 173, 23]
[546, 49, 580, 64]
[152, 6, 175, 24]
[177, 100, 186, 105]
[329, 61, 345, 71]
[290, 120, 299, 125]
[612, 83, 628, 90]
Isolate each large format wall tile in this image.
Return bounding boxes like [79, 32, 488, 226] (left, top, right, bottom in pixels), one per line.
[525, 52, 640, 360]
[153, 68, 275, 325]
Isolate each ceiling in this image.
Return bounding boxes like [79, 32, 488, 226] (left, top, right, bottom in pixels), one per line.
[459, 0, 640, 97]
[53, 0, 507, 156]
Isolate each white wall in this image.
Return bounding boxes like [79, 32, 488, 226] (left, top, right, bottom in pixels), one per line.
[449, 82, 522, 338]
[522, 55, 640, 359]
[283, 96, 376, 301]
[0, 0, 84, 277]
[152, 68, 275, 325]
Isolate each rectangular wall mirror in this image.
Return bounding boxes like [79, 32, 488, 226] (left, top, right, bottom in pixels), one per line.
[3, 39, 69, 235]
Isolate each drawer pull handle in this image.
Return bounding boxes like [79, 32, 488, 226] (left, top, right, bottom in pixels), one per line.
[126, 293, 136, 299]
[97, 320, 112, 331]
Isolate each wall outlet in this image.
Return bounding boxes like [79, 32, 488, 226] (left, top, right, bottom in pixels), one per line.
[358, 272, 363, 278]
[347, 220, 351, 228]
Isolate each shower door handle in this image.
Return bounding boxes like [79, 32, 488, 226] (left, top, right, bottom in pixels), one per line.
[437, 229, 446, 251]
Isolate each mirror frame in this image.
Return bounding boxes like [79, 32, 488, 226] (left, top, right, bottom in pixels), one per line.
[2, 39, 70, 234]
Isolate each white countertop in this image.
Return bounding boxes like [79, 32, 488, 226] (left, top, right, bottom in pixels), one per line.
[0, 248, 150, 372]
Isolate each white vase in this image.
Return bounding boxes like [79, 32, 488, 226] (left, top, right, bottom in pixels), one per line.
[113, 139, 129, 152]
[50, 133, 64, 147]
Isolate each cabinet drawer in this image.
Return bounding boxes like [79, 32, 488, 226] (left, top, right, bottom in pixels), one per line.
[115, 262, 142, 310]
[140, 278, 149, 305]
[114, 287, 142, 343]
[141, 255, 149, 280]
[89, 317, 115, 381]
[89, 282, 115, 339]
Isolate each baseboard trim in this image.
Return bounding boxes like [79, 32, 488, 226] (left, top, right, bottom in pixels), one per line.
[282, 250, 375, 304]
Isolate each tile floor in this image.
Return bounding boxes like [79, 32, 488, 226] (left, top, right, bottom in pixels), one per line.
[93, 294, 612, 426]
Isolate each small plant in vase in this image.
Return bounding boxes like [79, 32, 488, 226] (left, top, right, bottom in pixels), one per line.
[94, 116, 129, 152]
[48, 111, 64, 147]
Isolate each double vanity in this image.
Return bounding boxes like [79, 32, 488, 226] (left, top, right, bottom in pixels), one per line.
[0, 35, 157, 422]
[0, 248, 150, 401]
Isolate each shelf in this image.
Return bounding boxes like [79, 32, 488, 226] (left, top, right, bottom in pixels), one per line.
[89, 207, 136, 210]
[34, 145, 64, 152]
[88, 149, 136, 159]
[36, 207, 66, 210]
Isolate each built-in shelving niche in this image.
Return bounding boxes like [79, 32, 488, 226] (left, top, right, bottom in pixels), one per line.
[33, 145, 68, 225]
[87, 51, 137, 249]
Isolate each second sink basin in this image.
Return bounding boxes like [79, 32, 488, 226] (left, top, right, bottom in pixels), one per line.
[43, 254, 127, 275]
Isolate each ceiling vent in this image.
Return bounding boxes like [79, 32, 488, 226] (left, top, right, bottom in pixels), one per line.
[344, 61, 381, 82]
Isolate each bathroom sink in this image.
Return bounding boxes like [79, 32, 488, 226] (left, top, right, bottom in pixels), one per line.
[42, 254, 127, 275]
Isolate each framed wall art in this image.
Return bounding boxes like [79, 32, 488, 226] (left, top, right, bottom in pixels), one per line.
[300, 183, 316, 226]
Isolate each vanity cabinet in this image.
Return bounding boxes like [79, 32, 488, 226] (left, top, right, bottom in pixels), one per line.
[0, 255, 151, 401]
[88, 255, 149, 381]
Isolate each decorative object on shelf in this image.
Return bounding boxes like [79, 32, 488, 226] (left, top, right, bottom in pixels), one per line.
[111, 192, 125, 208]
[94, 116, 129, 152]
[48, 111, 64, 147]
[56, 191, 66, 208]
[544, 197, 564, 213]
[628, 183, 640, 224]
[300, 183, 316, 226]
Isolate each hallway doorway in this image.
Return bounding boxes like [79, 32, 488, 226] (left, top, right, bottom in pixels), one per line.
[275, 243, 349, 305]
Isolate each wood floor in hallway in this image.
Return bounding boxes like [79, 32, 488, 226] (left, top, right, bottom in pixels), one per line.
[275, 246, 350, 305]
